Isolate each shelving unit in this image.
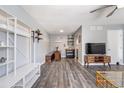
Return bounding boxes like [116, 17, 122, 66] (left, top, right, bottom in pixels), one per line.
[0, 9, 40, 88]
[0, 63, 40, 88]
[65, 49, 75, 58]
[0, 11, 15, 77]
[67, 34, 74, 48]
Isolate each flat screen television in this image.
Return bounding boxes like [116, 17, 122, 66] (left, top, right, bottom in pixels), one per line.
[85, 43, 106, 54]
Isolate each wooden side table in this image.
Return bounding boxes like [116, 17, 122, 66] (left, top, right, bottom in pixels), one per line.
[54, 51, 61, 61]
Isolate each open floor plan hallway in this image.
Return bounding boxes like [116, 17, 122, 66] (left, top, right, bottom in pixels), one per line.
[33, 58, 124, 88]
[33, 59, 97, 88]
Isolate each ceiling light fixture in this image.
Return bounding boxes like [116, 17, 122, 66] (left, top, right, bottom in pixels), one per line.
[60, 29, 64, 33]
[90, 5, 124, 17]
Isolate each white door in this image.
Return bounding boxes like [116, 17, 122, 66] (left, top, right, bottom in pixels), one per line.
[107, 30, 123, 65]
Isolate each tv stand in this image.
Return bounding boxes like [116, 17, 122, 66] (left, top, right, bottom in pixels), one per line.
[84, 54, 111, 68]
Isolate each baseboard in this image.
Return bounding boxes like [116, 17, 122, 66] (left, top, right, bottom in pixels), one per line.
[35, 61, 45, 65]
[80, 62, 122, 66]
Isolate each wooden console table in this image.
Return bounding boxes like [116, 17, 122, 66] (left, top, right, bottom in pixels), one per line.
[45, 52, 55, 64]
[84, 55, 111, 67]
[45, 51, 61, 64]
[54, 51, 61, 61]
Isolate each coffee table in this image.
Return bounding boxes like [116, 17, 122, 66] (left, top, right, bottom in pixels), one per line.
[96, 71, 124, 88]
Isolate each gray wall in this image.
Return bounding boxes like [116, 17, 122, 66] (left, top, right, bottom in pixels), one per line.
[82, 24, 124, 65]
[82, 25, 107, 64]
[82, 25, 107, 43]
[49, 34, 68, 57]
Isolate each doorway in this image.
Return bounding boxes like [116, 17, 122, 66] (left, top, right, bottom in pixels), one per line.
[107, 30, 123, 65]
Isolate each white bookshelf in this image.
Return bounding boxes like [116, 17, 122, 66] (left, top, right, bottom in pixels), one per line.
[0, 63, 40, 88]
[0, 9, 40, 88]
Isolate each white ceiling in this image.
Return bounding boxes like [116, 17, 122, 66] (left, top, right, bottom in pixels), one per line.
[22, 5, 124, 35]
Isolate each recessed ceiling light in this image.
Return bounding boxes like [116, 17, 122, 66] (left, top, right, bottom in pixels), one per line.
[60, 29, 64, 33]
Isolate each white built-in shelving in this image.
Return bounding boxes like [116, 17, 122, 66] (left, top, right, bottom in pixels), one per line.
[67, 34, 74, 48]
[0, 9, 40, 88]
[0, 63, 40, 88]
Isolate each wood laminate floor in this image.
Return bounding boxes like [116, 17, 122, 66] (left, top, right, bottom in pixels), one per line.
[32, 58, 124, 88]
